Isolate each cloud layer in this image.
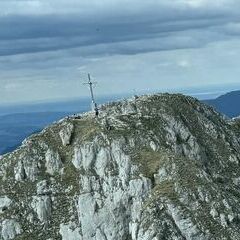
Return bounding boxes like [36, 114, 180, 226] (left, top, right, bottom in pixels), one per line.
[1, 0, 240, 56]
[1, 0, 240, 103]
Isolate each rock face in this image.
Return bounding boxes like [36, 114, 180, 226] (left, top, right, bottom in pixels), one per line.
[1, 93, 240, 239]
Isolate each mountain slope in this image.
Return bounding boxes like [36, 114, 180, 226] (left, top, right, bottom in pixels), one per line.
[204, 90, 240, 118]
[1, 93, 240, 240]
[0, 112, 73, 155]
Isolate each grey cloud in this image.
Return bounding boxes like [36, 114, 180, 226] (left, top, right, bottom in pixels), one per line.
[1, 0, 240, 103]
[0, 0, 239, 58]
[0, 11, 237, 57]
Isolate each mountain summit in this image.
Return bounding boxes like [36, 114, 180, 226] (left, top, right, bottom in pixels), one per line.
[1, 93, 240, 240]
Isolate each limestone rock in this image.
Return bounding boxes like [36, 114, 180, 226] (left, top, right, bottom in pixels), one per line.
[45, 149, 62, 175]
[59, 222, 82, 240]
[1, 93, 240, 239]
[0, 196, 12, 213]
[59, 122, 74, 146]
[1, 219, 22, 240]
[31, 195, 52, 223]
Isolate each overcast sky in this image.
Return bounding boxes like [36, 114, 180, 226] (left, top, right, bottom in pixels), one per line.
[1, 0, 240, 104]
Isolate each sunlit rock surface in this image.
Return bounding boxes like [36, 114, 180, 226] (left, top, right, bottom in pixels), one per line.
[1, 93, 240, 239]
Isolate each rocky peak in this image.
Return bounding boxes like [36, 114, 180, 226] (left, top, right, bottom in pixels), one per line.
[0, 93, 240, 239]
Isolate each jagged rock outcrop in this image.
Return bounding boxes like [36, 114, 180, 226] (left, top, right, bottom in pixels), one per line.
[1, 220, 22, 240]
[59, 122, 74, 146]
[1, 93, 240, 239]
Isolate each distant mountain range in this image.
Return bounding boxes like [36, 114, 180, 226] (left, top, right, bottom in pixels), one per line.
[204, 90, 240, 118]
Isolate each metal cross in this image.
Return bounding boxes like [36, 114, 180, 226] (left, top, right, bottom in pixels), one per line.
[83, 73, 99, 116]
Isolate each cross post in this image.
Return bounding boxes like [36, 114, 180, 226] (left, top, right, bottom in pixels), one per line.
[83, 73, 99, 116]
